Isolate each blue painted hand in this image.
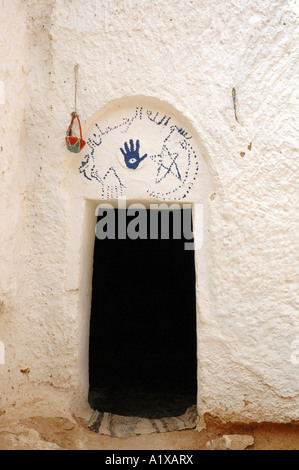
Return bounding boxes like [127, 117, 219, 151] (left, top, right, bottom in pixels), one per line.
[120, 139, 147, 170]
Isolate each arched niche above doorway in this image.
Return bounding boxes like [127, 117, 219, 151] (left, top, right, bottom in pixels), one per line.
[66, 96, 211, 203]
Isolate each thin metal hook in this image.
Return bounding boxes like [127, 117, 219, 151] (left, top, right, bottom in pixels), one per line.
[232, 87, 239, 123]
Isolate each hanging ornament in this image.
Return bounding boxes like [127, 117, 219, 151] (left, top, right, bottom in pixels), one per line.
[66, 111, 86, 153]
[66, 64, 86, 153]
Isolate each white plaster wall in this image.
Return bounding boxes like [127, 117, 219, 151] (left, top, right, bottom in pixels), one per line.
[0, 0, 32, 413]
[0, 0, 298, 423]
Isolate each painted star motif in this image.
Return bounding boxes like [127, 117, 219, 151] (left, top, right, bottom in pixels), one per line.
[150, 145, 182, 184]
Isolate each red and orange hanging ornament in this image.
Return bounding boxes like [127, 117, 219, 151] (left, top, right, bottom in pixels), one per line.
[66, 64, 86, 153]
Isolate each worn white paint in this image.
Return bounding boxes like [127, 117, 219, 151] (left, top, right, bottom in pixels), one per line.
[0, 0, 298, 424]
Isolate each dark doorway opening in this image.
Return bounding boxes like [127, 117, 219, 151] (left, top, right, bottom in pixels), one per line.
[88, 209, 197, 419]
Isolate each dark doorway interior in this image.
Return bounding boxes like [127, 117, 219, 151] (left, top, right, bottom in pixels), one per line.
[88, 209, 197, 419]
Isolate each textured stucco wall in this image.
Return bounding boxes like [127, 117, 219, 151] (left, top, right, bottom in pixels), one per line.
[0, 0, 298, 423]
[0, 0, 32, 413]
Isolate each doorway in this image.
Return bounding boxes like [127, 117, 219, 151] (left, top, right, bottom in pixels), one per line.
[88, 209, 197, 419]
